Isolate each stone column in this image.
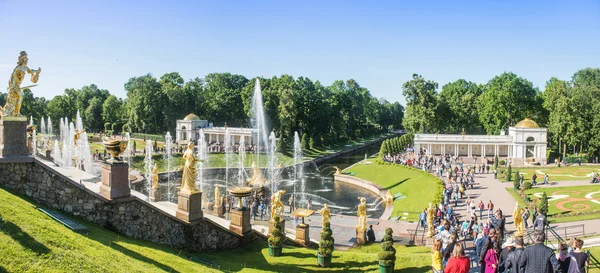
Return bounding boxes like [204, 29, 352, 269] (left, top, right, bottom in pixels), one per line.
[467, 144, 471, 157]
[0, 117, 29, 157]
[296, 224, 310, 246]
[230, 208, 252, 236]
[482, 144, 486, 158]
[100, 162, 130, 200]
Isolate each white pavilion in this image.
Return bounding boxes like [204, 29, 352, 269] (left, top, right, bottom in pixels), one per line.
[175, 113, 256, 145]
[413, 118, 547, 164]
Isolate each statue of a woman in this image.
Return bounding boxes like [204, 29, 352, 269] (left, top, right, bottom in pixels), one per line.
[180, 142, 198, 193]
[356, 197, 367, 231]
[214, 186, 221, 207]
[3, 51, 41, 117]
[427, 202, 436, 237]
[318, 203, 331, 226]
[513, 202, 525, 236]
[152, 163, 159, 189]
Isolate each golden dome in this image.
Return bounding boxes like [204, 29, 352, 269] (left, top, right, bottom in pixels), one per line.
[515, 118, 540, 129]
[183, 113, 200, 121]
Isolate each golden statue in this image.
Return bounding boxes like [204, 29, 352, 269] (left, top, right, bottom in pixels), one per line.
[333, 166, 342, 175]
[270, 190, 286, 220]
[248, 161, 265, 186]
[214, 186, 221, 207]
[3, 51, 41, 117]
[317, 203, 331, 226]
[74, 129, 86, 146]
[385, 191, 394, 205]
[356, 197, 367, 231]
[427, 202, 436, 237]
[513, 202, 525, 237]
[152, 163, 159, 189]
[180, 142, 199, 194]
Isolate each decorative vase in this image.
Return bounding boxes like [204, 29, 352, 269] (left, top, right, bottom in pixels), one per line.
[317, 253, 332, 267]
[379, 262, 394, 273]
[268, 245, 282, 257]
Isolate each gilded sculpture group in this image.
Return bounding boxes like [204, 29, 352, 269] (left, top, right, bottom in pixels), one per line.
[2, 51, 41, 118]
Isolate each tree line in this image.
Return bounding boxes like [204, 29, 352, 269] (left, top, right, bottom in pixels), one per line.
[1, 73, 404, 148]
[401, 68, 600, 156]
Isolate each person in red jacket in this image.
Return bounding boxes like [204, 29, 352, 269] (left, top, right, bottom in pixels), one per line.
[444, 243, 470, 273]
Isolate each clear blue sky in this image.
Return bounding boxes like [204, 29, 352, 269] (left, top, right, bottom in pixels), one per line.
[0, 0, 598, 105]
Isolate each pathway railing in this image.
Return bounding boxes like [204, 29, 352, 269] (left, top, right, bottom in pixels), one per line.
[588, 250, 600, 272]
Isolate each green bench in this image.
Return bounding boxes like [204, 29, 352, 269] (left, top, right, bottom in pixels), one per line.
[341, 172, 357, 176]
[37, 208, 88, 234]
[190, 256, 219, 269]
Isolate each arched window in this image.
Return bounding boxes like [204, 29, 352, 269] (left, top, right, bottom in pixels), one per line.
[526, 137, 535, 142]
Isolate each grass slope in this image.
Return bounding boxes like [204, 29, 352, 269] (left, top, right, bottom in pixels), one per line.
[0, 187, 433, 272]
[345, 160, 442, 221]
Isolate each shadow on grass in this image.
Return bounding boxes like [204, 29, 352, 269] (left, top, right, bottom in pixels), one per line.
[0, 218, 51, 255]
[400, 265, 431, 273]
[110, 241, 180, 273]
[0, 265, 6, 273]
[384, 178, 410, 190]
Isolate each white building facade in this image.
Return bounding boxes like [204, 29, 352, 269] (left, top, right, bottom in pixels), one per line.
[413, 118, 547, 164]
[175, 113, 256, 145]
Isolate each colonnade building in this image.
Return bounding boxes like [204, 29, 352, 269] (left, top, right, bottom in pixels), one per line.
[413, 118, 547, 164]
[175, 113, 256, 145]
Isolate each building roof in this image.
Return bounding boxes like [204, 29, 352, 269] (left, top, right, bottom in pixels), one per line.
[183, 113, 200, 121]
[514, 118, 540, 129]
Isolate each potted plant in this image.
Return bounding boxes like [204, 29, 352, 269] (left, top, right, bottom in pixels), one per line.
[268, 216, 285, 257]
[378, 228, 396, 273]
[318, 222, 335, 267]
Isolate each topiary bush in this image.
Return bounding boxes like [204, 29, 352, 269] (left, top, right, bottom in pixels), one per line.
[318, 222, 335, 257]
[522, 181, 532, 190]
[538, 192, 549, 216]
[378, 228, 396, 266]
[513, 178, 520, 190]
[268, 216, 285, 248]
[506, 164, 512, 182]
[494, 155, 499, 169]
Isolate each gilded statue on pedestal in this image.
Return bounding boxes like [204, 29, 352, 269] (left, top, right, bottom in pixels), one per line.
[248, 161, 265, 186]
[513, 202, 525, 237]
[427, 202, 436, 237]
[356, 197, 367, 231]
[180, 142, 199, 194]
[270, 190, 286, 220]
[3, 51, 41, 117]
[214, 186, 221, 207]
[74, 129, 85, 146]
[152, 163, 159, 189]
[317, 203, 331, 226]
[333, 166, 342, 175]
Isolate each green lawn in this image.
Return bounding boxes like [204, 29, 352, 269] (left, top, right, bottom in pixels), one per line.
[345, 160, 443, 222]
[509, 165, 600, 183]
[0, 186, 432, 272]
[520, 185, 600, 223]
[585, 246, 600, 273]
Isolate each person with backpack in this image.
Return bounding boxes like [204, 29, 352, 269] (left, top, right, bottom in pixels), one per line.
[533, 210, 549, 233]
[522, 207, 530, 229]
[532, 173, 537, 185]
[570, 238, 589, 273]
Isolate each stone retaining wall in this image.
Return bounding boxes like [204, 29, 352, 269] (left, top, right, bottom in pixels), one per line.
[333, 174, 394, 220]
[0, 158, 243, 252]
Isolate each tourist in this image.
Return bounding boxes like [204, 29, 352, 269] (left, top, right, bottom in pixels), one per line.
[523, 207, 530, 229]
[367, 224, 376, 242]
[228, 197, 234, 213]
[288, 195, 294, 213]
[498, 237, 515, 272]
[431, 238, 443, 273]
[555, 243, 577, 273]
[419, 209, 427, 229]
[250, 202, 255, 221]
[442, 233, 458, 267]
[504, 236, 525, 273]
[444, 242, 470, 273]
[531, 205, 538, 227]
[491, 210, 506, 240]
[484, 241, 500, 273]
[487, 200, 494, 219]
[222, 196, 227, 216]
[570, 238, 589, 273]
[306, 198, 312, 210]
[476, 200, 483, 219]
[494, 168, 497, 179]
[259, 201, 265, 220]
[532, 173, 537, 184]
[517, 232, 558, 273]
[544, 174, 549, 185]
[439, 222, 452, 251]
[533, 210, 548, 233]
[478, 228, 496, 271]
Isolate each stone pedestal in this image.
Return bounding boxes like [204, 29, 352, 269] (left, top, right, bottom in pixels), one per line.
[268, 218, 286, 235]
[176, 191, 203, 222]
[45, 149, 51, 158]
[214, 204, 224, 218]
[0, 117, 29, 157]
[295, 224, 310, 246]
[356, 228, 366, 245]
[100, 162, 130, 200]
[149, 187, 161, 202]
[229, 208, 251, 236]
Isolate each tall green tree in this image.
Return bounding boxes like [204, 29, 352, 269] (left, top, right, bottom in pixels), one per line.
[401, 74, 439, 133]
[477, 72, 538, 134]
[124, 74, 165, 133]
[438, 79, 483, 134]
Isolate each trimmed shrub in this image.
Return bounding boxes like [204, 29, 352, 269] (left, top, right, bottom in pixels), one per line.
[378, 228, 396, 265]
[522, 181, 532, 190]
[309, 137, 315, 149]
[513, 178, 520, 190]
[318, 222, 335, 257]
[538, 192, 549, 216]
[506, 164, 512, 182]
[268, 216, 285, 247]
[494, 155, 499, 169]
[301, 134, 309, 150]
